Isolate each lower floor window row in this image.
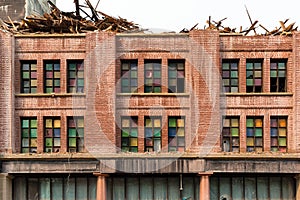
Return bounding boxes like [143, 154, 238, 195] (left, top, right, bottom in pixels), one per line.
[21, 116, 84, 153]
[222, 116, 288, 153]
[121, 116, 185, 153]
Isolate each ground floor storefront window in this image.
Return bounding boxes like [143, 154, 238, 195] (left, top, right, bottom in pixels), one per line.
[106, 175, 200, 200]
[210, 174, 295, 200]
[13, 175, 96, 200]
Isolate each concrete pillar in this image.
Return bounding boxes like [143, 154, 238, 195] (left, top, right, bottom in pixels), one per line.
[296, 174, 300, 200]
[94, 173, 108, 200]
[198, 172, 213, 200]
[0, 173, 13, 200]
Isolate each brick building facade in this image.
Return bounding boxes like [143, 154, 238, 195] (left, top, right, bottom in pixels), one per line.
[0, 29, 299, 199]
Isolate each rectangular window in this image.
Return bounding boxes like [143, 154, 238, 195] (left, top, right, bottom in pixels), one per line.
[270, 59, 287, 92]
[21, 61, 37, 93]
[68, 117, 84, 152]
[44, 117, 61, 153]
[222, 117, 239, 152]
[270, 117, 287, 152]
[121, 117, 138, 152]
[144, 117, 161, 152]
[246, 117, 263, 152]
[144, 60, 161, 93]
[168, 60, 185, 93]
[67, 60, 84, 93]
[121, 60, 138, 93]
[222, 59, 239, 93]
[44, 60, 60, 93]
[168, 117, 185, 152]
[21, 117, 37, 153]
[246, 59, 263, 92]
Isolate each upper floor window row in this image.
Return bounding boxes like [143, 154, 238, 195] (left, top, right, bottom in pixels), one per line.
[222, 58, 287, 93]
[120, 59, 185, 93]
[21, 60, 84, 94]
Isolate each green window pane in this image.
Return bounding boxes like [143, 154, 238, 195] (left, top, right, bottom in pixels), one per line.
[154, 129, 161, 137]
[254, 62, 262, 69]
[278, 62, 286, 69]
[54, 80, 60, 86]
[122, 129, 129, 137]
[78, 79, 84, 86]
[22, 129, 29, 137]
[169, 118, 176, 127]
[30, 119, 37, 128]
[30, 129, 37, 137]
[279, 138, 287, 146]
[45, 138, 52, 147]
[131, 71, 137, 78]
[231, 128, 239, 136]
[231, 79, 238, 86]
[22, 72, 30, 79]
[68, 129, 77, 137]
[246, 79, 253, 86]
[22, 120, 29, 128]
[121, 79, 129, 86]
[270, 70, 277, 77]
[131, 128, 138, 137]
[230, 71, 238, 78]
[122, 63, 129, 70]
[130, 147, 138, 152]
[46, 64, 53, 70]
[68, 63, 76, 70]
[246, 119, 254, 127]
[222, 63, 230, 70]
[255, 128, 263, 137]
[246, 71, 253, 78]
[69, 138, 76, 147]
[145, 119, 152, 127]
[69, 71, 76, 78]
[246, 63, 253, 69]
[168, 71, 177, 78]
[153, 87, 161, 93]
[154, 71, 161, 78]
[278, 71, 286, 77]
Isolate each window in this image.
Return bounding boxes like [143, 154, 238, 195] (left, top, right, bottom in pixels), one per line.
[168, 117, 185, 152]
[68, 117, 84, 152]
[222, 59, 239, 93]
[14, 176, 97, 200]
[21, 118, 37, 153]
[246, 117, 263, 152]
[168, 60, 185, 93]
[44, 117, 61, 153]
[222, 117, 239, 152]
[246, 59, 263, 92]
[21, 61, 37, 93]
[144, 117, 161, 152]
[270, 117, 287, 152]
[121, 60, 138, 93]
[121, 117, 138, 152]
[144, 60, 161, 93]
[270, 59, 287, 92]
[67, 60, 84, 93]
[44, 60, 60, 93]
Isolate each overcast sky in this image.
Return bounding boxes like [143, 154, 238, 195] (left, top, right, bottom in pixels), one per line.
[56, 0, 300, 33]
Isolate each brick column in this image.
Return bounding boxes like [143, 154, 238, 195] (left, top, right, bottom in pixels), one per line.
[94, 173, 108, 200]
[296, 174, 300, 200]
[198, 172, 213, 200]
[0, 173, 13, 200]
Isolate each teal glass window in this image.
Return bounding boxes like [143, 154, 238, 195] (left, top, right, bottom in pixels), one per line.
[168, 117, 185, 152]
[270, 59, 287, 92]
[222, 59, 239, 93]
[222, 117, 239, 152]
[121, 60, 138, 93]
[21, 117, 37, 153]
[121, 116, 138, 152]
[144, 60, 161, 93]
[44, 60, 60, 93]
[144, 117, 161, 152]
[168, 60, 185, 93]
[246, 59, 263, 93]
[68, 116, 84, 152]
[67, 60, 84, 93]
[21, 61, 37, 93]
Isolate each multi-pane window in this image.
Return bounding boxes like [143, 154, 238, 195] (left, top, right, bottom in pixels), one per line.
[21, 118, 37, 153]
[121, 60, 138, 93]
[168, 60, 185, 93]
[68, 117, 84, 152]
[144, 117, 161, 152]
[44, 117, 61, 153]
[21, 61, 37, 93]
[121, 117, 138, 152]
[222, 117, 239, 152]
[246, 117, 263, 152]
[168, 117, 185, 152]
[270, 59, 287, 92]
[144, 60, 161, 93]
[222, 59, 239, 93]
[246, 59, 263, 92]
[67, 60, 84, 93]
[270, 117, 287, 152]
[44, 60, 60, 93]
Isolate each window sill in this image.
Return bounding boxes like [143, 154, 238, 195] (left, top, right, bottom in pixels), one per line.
[222, 92, 293, 96]
[116, 93, 190, 97]
[15, 93, 86, 97]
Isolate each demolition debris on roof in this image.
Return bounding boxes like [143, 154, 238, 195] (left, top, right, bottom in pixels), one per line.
[0, 0, 140, 34]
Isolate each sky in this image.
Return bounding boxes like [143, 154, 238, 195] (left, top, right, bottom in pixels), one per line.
[56, 0, 300, 33]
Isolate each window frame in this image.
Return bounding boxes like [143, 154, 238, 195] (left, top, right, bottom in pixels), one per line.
[168, 116, 185, 152]
[222, 116, 239, 152]
[21, 117, 38, 153]
[270, 59, 287, 92]
[222, 59, 239, 93]
[246, 116, 263, 152]
[144, 60, 162, 93]
[67, 116, 85, 153]
[21, 60, 37, 94]
[144, 116, 162, 152]
[168, 59, 185, 93]
[67, 60, 84, 93]
[44, 60, 61, 93]
[120, 59, 138, 93]
[44, 117, 61, 153]
[121, 116, 138, 152]
[246, 59, 263, 93]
